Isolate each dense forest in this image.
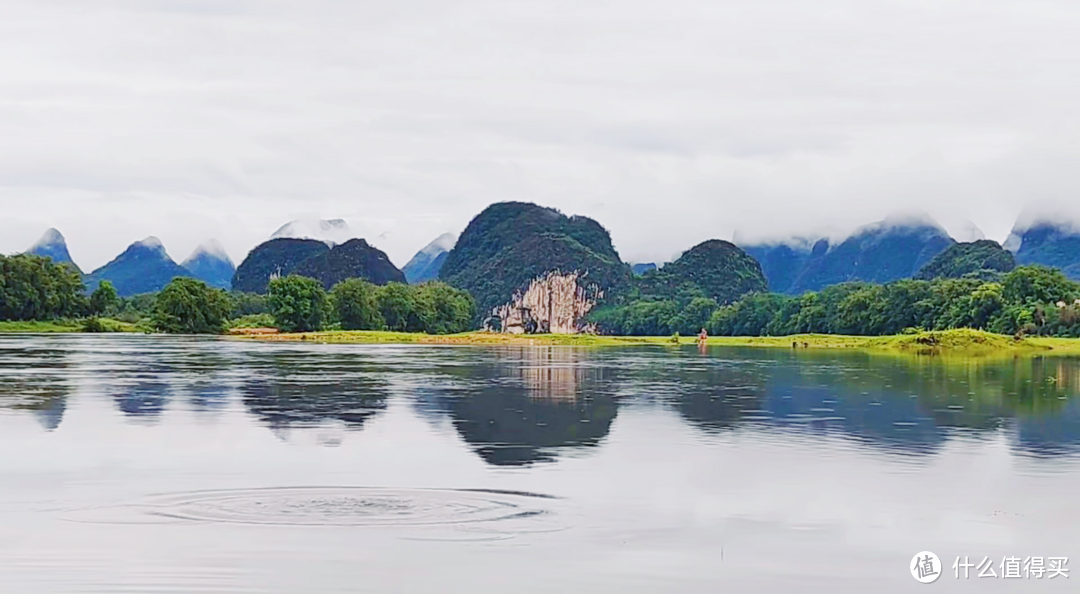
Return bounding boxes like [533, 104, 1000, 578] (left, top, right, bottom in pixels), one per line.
[915, 240, 1016, 280]
[145, 276, 474, 334]
[1, 254, 111, 321]
[590, 265, 1080, 338]
[263, 275, 474, 334]
[0, 253, 474, 335]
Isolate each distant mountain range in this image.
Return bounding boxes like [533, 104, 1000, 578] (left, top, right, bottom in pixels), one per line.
[232, 237, 404, 293]
[180, 240, 236, 289]
[232, 238, 332, 293]
[84, 237, 192, 296]
[402, 233, 456, 284]
[741, 216, 955, 294]
[292, 238, 405, 289]
[1006, 221, 1080, 279]
[23, 210, 1080, 302]
[271, 218, 354, 245]
[26, 230, 233, 296]
[26, 229, 81, 274]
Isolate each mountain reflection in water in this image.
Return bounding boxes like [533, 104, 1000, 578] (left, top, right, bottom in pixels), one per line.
[3, 335, 1080, 593]
[2, 337, 1080, 462]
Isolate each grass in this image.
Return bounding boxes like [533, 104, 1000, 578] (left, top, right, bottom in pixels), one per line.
[0, 318, 139, 333]
[7, 321, 1080, 356]
[235, 327, 1080, 355]
[0, 320, 83, 333]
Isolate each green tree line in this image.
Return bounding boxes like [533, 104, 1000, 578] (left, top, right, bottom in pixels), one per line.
[265, 275, 475, 334]
[146, 275, 476, 334]
[591, 265, 1080, 338]
[1, 254, 119, 321]
[2, 254, 475, 335]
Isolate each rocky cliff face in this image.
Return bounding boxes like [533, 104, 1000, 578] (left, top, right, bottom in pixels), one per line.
[490, 271, 602, 334]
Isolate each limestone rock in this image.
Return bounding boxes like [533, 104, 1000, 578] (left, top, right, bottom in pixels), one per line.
[490, 271, 601, 334]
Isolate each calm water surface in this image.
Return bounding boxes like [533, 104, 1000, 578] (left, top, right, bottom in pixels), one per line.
[2, 335, 1080, 592]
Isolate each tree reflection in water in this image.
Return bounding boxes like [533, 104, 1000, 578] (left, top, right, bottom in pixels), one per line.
[0, 344, 71, 431]
[239, 350, 390, 443]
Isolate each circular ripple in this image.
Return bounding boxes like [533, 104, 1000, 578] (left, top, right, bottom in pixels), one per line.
[80, 487, 556, 528]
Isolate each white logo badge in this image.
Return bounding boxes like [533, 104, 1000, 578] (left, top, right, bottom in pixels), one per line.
[911, 551, 942, 583]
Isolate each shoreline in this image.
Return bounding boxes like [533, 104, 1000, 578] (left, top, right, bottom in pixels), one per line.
[232, 328, 1080, 355]
[6, 323, 1080, 355]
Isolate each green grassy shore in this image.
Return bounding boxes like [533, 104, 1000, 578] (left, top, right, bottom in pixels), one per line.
[234, 327, 1080, 355]
[7, 322, 1080, 355]
[0, 319, 138, 333]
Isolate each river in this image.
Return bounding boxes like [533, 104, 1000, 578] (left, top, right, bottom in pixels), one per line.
[1, 334, 1078, 592]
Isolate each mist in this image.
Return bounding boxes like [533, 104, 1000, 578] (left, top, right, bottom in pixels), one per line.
[3, 0, 1080, 269]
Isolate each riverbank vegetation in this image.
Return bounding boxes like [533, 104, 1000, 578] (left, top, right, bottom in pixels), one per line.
[265, 275, 475, 334]
[9, 248, 1080, 357]
[0, 252, 477, 335]
[235, 327, 1080, 356]
[590, 265, 1080, 339]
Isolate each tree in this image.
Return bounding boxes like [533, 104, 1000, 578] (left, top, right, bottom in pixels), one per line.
[152, 277, 231, 334]
[376, 282, 418, 332]
[668, 297, 719, 335]
[968, 282, 1004, 329]
[412, 282, 476, 334]
[268, 275, 329, 332]
[89, 281, 120, 316]
[1002, 266, 1078, 305]
[330, 278, 384, 330]
[0, 253, 87, 321]
[230, 291, 269, 317]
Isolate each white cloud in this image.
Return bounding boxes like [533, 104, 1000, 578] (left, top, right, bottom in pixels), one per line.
[2, 0, 1080, 269]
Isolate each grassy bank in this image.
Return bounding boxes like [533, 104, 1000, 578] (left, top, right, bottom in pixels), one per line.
[0, 319, 138, 333]
[235, 329, 671, 346]
[7, 322, 1079, 355]
[235, 328, 1080, 355]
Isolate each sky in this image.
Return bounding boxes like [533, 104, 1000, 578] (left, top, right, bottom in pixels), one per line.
[3, 0, 1080, 271]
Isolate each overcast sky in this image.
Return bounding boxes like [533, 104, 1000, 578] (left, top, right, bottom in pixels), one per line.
[2, 0, 1080, 271]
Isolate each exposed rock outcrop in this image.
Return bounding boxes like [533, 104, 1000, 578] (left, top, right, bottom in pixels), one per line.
[489, 271, 601, 334]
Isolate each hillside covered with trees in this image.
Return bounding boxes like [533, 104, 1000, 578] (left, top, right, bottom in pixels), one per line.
[915, 240, 1016, 280]
[588, 239, 769, 335]
[232, 238, 404, 293]
[741, 217, 955, 294]
[439, 202, 633, 319]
